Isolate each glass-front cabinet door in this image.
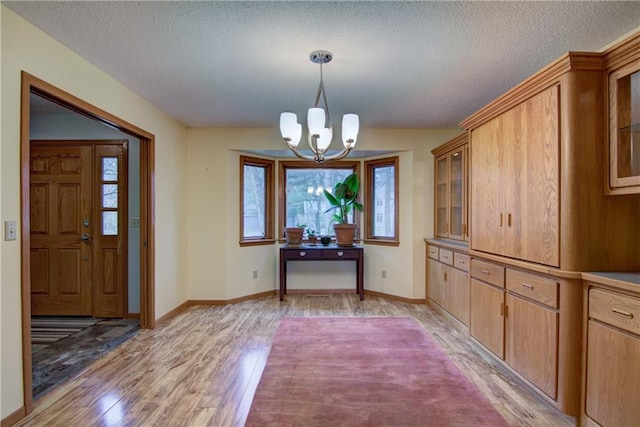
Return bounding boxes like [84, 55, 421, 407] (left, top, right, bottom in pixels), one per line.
[433, 134, 468, 241]
[609, 60, 640, 194]
[448, 148, 465, 240]
[435, 156, 448, 237]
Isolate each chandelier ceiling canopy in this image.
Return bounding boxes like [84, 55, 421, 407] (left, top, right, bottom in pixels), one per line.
[279, 50, 359, 163]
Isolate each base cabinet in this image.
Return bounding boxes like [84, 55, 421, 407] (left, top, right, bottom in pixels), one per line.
[470, 277, 505, 358]
[426, 244, 470, 326]
[505, 293, 558, 399]
[582, 277, 640, 427]
[469, 257, 578, 415]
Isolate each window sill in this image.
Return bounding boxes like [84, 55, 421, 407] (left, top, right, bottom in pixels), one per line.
[363, 238, 399, 247]
[239, 238, 276, 247]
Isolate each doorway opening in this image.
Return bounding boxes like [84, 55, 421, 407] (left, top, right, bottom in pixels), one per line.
[20, 72, 156, 415]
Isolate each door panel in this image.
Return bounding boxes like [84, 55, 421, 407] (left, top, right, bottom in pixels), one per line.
[92, 144, 127, 318]
[470, 278, 505, 359]
[30, 144, 92, 316]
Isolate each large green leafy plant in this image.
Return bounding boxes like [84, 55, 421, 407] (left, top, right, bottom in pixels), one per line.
[323, 173, 363, 224]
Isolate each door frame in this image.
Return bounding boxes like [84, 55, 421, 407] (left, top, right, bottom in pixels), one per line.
[20, 71, 156, 414]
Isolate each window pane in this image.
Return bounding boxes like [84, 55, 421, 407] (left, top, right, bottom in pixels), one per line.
[373, 165, 395, 237]
[102, 184, 118, 208]
[285, 168, 352, 236]
[243, 165, 266, 238]
[102, 157, 118, 181]
[102, 211, 118, 235]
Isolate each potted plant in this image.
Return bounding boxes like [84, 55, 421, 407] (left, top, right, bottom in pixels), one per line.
[323, 172, 363, 247]
[284, 224, 305, 246]
[307, 227, 318, 245]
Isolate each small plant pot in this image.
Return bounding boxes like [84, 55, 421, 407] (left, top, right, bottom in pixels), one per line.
[308, 235, 318, 245]
[320, 236, 332, 246]
[284, 227, 304, 246]
[333, 223, 357, 247]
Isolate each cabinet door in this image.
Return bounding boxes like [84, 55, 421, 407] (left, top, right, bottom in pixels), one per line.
[505, 294, 558, 399]
[445, 266, 469, 326]
[586, 320, 640, 426]
[505, 87, 560, 266]
[609, 62, 640, 192]
[448, 147, 466, 240]
[470, 116, 505, 255]
[427, 258, 445, 308]
[470, 278, 505, 358]
[435, 155, 449, 238]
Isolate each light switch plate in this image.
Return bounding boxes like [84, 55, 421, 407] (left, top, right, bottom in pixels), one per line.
[131, 217, 140, 228]
[5, 221, 17, 241]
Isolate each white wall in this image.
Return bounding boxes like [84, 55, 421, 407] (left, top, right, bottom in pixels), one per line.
[29, 112, 142, 314]
[1, 7, 188, 418]
[187, 127, 461, 301]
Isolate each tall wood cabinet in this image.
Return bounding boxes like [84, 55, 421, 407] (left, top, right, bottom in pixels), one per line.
[471, 86, 559, 267]
[432, 134, 468, 242]
[461, 52, 640, 272]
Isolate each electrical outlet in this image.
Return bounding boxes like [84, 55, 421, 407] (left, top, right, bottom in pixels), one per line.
[131, 217, 141, 228]
[381, 270, 387, 279]
[4, 221, 16, 241]
[253, 270, 258, 279]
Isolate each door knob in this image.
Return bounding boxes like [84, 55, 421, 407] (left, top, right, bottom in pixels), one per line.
[81, 233, 91, 243]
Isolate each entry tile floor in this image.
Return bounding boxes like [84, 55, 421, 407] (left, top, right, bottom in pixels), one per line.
[32, 318, 140, 400]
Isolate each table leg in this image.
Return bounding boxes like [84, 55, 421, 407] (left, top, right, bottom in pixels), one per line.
[279, 258, 286, 301]
[358, 256, 364, 300]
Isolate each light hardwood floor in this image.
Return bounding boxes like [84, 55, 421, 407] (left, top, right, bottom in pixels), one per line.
[16, 294, 574, 426]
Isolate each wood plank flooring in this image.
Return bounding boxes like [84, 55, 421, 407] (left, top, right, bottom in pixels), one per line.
[16, 294, 575, 426]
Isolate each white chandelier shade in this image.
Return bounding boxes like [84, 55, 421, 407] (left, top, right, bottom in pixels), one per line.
[279, 50, 359, 163]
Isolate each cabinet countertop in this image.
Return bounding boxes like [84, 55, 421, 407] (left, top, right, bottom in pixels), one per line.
[583, 272, 640, 293]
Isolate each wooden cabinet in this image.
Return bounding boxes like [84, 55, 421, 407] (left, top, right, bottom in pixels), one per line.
[606, 33, 640, 194]
[461, 49, 640, 272]
[582, 274, 640, 427]
[504, 268, 560, 401]
[470, 86, 560, 267]
[426, 243, 469, 326]
[470, 277, 505, 358]
[432, 134, 468, 241]
[468, 257, 580, 415]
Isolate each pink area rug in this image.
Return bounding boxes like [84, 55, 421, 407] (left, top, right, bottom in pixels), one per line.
[245, 317, 508, 426]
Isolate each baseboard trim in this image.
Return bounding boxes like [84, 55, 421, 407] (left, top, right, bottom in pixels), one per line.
[1, 406, 25, 427]
[225, 290, 276, 304]
[155, 301, 191, 326]
[365, 290, 427, 304]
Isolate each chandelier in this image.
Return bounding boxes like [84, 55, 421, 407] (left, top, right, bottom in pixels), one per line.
[279, 50, 359, 163]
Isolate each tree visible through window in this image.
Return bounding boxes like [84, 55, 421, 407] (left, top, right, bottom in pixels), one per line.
[279, 161, 360, 239]
[240, 156, 274, 245]
[365, 157, 399, 245]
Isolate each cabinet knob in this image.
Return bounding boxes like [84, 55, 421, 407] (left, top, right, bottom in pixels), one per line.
[481, 269, 490, 275]
[522, 283, 534, 290]
[337, 251, 344, 257]
[299, 251, 306, 257]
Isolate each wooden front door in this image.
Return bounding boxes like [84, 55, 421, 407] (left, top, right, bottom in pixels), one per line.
[30, 141, 128, 317]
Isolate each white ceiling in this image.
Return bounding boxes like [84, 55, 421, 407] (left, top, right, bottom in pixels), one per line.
[5, 1, 640, 129]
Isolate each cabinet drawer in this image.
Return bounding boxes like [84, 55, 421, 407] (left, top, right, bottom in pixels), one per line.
[589, 289, 640, 335]
[321, 249, 359, 260]
[506, 269, 558, 309]
[453, 253, 470, 272]
[439, 249, 454, 265]
[428, 245, 439, 260]
[471, 259, 505, 288]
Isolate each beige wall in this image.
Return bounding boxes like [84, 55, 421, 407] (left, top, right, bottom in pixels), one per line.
[186, 128, 461, 301]
[1, 7, 189, 417]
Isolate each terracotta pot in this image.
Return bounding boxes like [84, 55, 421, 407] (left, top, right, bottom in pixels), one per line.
[308, 235, 318, 245]
[333, 223, 357, 247]
[284, 227, 304, 245]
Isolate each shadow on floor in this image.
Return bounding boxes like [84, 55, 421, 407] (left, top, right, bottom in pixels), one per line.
[32, 318, 140, 400]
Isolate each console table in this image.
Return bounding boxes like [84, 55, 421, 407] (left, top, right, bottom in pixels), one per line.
[279, 245, 364, 301]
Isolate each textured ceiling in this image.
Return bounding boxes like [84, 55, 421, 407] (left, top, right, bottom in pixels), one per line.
[5, 1, 640, 129]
